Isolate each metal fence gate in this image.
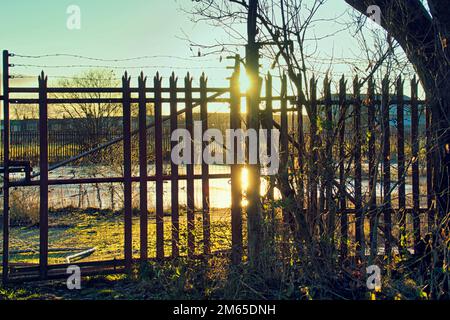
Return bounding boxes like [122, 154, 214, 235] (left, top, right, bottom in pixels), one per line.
[1, 49, 434, 283]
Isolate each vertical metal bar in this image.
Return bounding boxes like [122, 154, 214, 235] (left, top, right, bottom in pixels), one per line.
[338, 76, 348, 260]
[39, 71, 49, 280]
[382, 76, 392, 257]
[122, 72, 133, 271]
[154, 73, 164, 259]
[426, 90, 434, 231]
[397, 77, 406, 252]
[353, 76, 364, 259]
[280, 74, 289, 226]
[170, 73, 180, 257]
[2, 50, 10, 284]
[279, 74, 293, 254]
[411, 77, 421, 252]
[309, 77, 318, 234]
[138, 72, 148, 263]
[324, 76, 335, 242]
[185, 73, 195, 257]
[230, 69, 242, 264]
[265, 73, 275, 233]
[200, 73, 211, 255]
[367, 77, 378, 261]
[296, 75, 305, 222]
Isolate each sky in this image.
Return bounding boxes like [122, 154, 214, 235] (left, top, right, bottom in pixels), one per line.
[0, 0, 360, 89]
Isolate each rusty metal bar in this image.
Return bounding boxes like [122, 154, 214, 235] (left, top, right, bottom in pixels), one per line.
[280, 74, 289, 224]
[8, 97, 230, 104]
[338, 76, 347, 260]
[185, 73, 195, 257]
[38, 71, 49, 280]
[200, 73, 211, 255]
[230, 68, 242, 265]
[154, 73, 164, 259]
[411, 78, 421, 251]
[170, 73, 180, 258]
[367, 77, 378, 261]
[397, 77, 406, 252]
[10, 173, 232, 187]
[296, 75, 305, 229]
[2, 50, 11, 284]
[381, 76, 392, 257]
[425, 89, 434, 231]
[9, 86, 230, 94]
[353, 76, 364, 259]
[122, 73, 133, 271]
[265, 73, 275, 235]
[138, 73, 148, 262]
[309, 77, 319, 238]
[323, 76, 334, 243]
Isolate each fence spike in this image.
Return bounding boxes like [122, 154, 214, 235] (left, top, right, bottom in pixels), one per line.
[200, 72, 208, 84]
[353, 75, 359, 90]
[39, 71, 47, 83]
[154, 71, 162, 83]
[170, 72, 178, 85]
[185, 72, 192, 83]
[138, 72, 147, 85]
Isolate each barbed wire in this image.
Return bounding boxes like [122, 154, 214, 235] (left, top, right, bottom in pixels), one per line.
[12, 53, 219, 62]
[13, 63, 225, 70]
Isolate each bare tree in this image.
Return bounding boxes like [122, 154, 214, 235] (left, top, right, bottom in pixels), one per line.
[54, 69, 122, 152]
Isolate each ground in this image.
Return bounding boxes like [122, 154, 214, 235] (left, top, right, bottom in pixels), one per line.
[1, 208, 237, 266]
[0, 208, 447, 300]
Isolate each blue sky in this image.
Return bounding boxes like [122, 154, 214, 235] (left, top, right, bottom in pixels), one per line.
[0, 0, 361, 87]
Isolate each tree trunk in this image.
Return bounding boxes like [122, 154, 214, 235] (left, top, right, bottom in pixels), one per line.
[421, 70, 450, 225]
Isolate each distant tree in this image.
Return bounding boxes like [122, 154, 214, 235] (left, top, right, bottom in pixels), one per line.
[54, 69, 122, 150]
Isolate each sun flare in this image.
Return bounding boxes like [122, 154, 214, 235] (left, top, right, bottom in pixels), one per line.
[239, 71, 251, 93]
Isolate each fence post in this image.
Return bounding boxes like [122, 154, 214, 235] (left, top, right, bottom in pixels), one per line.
[296, 74, 305, 224]
[230, 69, 242, 265]
[309, 77, 318, 236]
[2, 50, 11, 284]
[265, 73, 275, 236]
[138, 72, 148, 263]
[170, 73, 180, 257]
[324, 75, 335, 243]
[122, 72, 133, 271]
[185, 73, 195, 258]
[411, 77, 421, 252]
[353, 76, 364, 260]
[280, 74, 289, 227]
[425, 81, 434, 231]
[338, 76, 348, 261]
[381, 76, 392, 257]
[155, 72, 164, 260]
[39, 71, 49, 279]
[397, 76, 406, 253]
[367, 77, 378, 262]
[200, 73, 211, 255]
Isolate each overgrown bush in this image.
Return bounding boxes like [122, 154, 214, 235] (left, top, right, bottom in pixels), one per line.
[9, 187, 39, 226]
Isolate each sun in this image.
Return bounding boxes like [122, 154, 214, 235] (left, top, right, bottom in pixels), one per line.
[239, 71, 251, 93]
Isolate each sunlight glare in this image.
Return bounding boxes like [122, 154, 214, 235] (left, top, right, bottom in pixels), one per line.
[241, 167, 249, 207]
[241, 167, 249, 191]
[239, 71, 251, 93]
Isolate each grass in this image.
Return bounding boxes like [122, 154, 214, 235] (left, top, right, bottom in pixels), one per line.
[0, 207, 238, 266]
[0, 207, 447, 300]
